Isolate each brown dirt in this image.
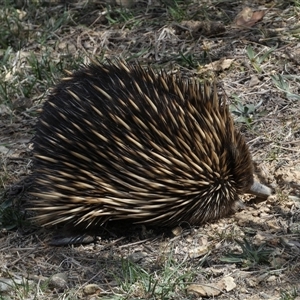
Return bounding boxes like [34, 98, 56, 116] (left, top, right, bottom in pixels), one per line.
[1, 0, 300, 299]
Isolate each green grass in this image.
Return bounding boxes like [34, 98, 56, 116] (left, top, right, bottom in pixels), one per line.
[0, 49, 84, 108]
[246, 45, 277, 73]
[0, 197, 25, 230]
[229, 95, 266, 127]
[220, 238, 273, 269]
[0, 2, 85, 108]
[271, 74, 300, 101]
[0, 274, 32, 300]
[112, 256, 195, 299]
[280, 288, 299, 300]
[105, 6, 141, 29]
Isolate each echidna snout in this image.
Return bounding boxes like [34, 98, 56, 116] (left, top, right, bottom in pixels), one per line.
[30, 60, 271, 228]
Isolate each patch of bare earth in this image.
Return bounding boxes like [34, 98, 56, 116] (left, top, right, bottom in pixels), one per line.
[0, 0, 300, 299]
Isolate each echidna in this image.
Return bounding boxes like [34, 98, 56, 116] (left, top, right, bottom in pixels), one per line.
[30, 60, 271, 229]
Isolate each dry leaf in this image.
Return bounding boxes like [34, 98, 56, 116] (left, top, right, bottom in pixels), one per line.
[188, 236, 210, 258]
[16, 9, 27, 20]
[83, 284, 103, 295]
[0, 146, 9, 155]
[234, 6, 266, 27]
[248, 75, 260, 87]
[177, 20, 225, 36]
[216, 276, 236, 292]
[235, 7, 253, 26]
[187, 276, 236, 297]
[171, 226, 183, 236]
[188, 244, 210, 258]
[198, 58, 234, 74]
[187, 284, 221, 297]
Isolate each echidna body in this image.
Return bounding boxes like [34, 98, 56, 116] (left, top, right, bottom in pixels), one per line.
[31, 60, 268, 229]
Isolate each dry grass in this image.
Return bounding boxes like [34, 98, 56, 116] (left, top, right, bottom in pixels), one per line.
[0, 0, 300, 299]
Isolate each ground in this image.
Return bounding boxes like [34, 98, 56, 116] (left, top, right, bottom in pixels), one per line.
[0, 0, 300, 299]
